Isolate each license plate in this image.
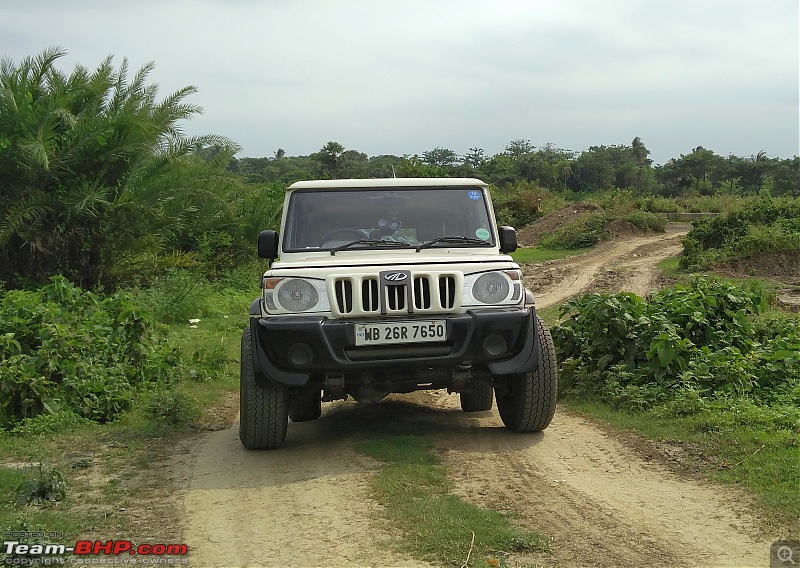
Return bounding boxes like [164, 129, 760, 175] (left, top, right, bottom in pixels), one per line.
[354, 320, 447, 346]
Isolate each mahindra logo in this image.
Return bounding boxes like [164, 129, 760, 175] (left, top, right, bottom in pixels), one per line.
[384, 272, 408, 282]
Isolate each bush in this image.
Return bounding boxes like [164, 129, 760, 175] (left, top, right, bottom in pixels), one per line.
[491, 183, 565, 228]
[680, 199, 800, 270]
[14, 465, 67, 505]
[537, 210, 664, 250]
[10, 411, 88, 437]
[539, 213, 610, 249]
[140, 387, 198, 428]
[552, 277, 797, 414]
[0, 276, 180, 427]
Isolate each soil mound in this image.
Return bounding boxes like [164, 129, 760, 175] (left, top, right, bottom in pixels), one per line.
[517, 202, 601, 246]
[711, 251, 800, 281]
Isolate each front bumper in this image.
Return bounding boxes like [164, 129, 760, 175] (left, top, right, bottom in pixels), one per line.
[249, 307, 540, 387]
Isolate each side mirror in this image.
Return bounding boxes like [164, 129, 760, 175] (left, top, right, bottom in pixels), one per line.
[258, 230, 279, 261]
[498, 226, 517, 254]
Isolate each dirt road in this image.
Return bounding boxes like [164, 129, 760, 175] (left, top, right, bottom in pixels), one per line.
[181, 228, 774, 567]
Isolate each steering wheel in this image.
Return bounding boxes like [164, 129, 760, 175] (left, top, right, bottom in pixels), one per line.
[319, 228, 368, 245]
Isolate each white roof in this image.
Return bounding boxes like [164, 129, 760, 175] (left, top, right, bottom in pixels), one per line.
[287, 178, 488, 190]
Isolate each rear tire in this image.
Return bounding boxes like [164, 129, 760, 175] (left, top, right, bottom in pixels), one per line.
[289, 389, 322, 422]
[239, 328, 288, 449]
[496, 316, 557, 432]
[460, 379, 494, 412]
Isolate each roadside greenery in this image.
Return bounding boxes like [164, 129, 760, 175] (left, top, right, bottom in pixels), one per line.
[680, 199, 800, 270]
[0, 48, 280, 289]
[552, 277, 800, 522]
[0, 276, 179, 427]
[538, 210, 666, 249]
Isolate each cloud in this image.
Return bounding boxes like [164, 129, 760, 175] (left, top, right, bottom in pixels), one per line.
[1, 0, 797, 163]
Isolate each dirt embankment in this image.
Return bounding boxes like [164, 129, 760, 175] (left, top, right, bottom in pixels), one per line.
[172, 226, 777, 568]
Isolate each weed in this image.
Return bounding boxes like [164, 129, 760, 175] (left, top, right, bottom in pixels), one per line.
[139, 387, 198, 429]
[14, 464, 66, 505]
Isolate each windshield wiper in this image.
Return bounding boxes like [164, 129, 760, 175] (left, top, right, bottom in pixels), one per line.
[330, 239, 413, 255]
[415, 235, 490, 251]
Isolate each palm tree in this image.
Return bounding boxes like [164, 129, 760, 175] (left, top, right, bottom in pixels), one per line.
[0, 48, 241, 288]
[319, 141, 345, 177]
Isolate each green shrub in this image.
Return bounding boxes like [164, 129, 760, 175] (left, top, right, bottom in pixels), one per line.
[624, 210, 666, 232]
[539, 212, 610, 249]
[680, 199, 800, 269]
[491, 183, 565, 228]
[11, 411, 88, 437]
[0, 276, 180, 427]
[14, 465, 67, 505]
[132, 270, 218, 325]
[553, 277, 796, 415]
[140, 387, 197, 428]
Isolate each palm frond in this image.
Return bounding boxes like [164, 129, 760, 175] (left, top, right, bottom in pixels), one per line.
[0, 193, 51, 246]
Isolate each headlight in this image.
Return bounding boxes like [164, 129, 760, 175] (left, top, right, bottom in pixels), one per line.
[264, 278, 326, 313]
[277, 279, 319, 311]
[472, 272, 510, 304]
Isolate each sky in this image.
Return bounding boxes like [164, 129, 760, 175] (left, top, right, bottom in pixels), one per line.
[1, 0, 798, 165]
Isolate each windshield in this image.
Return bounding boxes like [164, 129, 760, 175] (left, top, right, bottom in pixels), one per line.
[282, 187, 495, 252]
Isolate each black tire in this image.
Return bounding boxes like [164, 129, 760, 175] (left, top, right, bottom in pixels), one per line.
[496, 315, 558, 432]
[460, 379, 494, 412]
[289, 390, 322, 422]
[239, 328, 288, 449]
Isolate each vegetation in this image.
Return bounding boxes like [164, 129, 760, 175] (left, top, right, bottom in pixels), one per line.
[680, 199, 800, 270]
[0, 276, 179, 427]
[0, 47, 280, 289]
[538, 210, 666, 249]
[552, 277, 800, 522]
[357, 435, 547, 567]
[232, 139, 799, 199]
[509, 247, 590, 264]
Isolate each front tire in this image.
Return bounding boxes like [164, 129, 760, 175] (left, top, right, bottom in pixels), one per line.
[239, 328, 289, 449]
[496, 316, 558, 432]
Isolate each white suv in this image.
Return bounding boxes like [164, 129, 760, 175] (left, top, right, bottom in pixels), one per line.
[240, 178, 557, 449]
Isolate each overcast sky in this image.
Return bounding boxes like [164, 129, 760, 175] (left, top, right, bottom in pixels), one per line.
[1, 1, 798, 165]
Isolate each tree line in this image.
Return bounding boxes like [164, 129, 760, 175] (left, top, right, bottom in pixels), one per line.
[232, 139, 799, 197]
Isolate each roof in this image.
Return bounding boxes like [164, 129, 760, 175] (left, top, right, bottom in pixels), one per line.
[287, 178, 489, 190]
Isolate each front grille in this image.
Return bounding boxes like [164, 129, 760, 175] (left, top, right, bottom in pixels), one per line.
[328, 272, 462, 317]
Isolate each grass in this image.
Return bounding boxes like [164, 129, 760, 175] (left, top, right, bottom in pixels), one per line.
[0, 424, 133, 547]
[535, 305, 561, 328]
[510, 246, 589, 264]
[562, 399, 800, 533]
[656, 255, 681, 277]
[356, 435, 548, 567]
